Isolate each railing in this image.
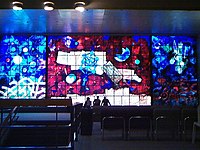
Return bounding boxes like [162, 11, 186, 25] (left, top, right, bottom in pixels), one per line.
[0, 106, 18, 145]
[0, 104, 83, 150]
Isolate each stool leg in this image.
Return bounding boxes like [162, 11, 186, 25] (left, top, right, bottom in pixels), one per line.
[192, 123, 196, 144]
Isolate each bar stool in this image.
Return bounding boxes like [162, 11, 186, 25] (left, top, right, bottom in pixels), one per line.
[102, 116, 125, 140]
[192, 122, 200, 144]
[128, 116, 152, 140]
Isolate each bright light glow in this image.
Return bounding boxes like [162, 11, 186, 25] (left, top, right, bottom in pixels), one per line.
[74, 2, 86, 12]
[75, 6, 85, 12]
[12, 1, 23, 10]
[180, 61, 184, 66]
[13, 55, 22, 65]
[23, 47, 28, 52]
[66, 74, 76, 84]
[44, 1, 54, 11]
[44, 5, 54, 11]
[13, 6, 22, 10]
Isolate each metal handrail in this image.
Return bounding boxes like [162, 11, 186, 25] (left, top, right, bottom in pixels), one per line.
[0, 106, 18, 145]
[0, 106, 75, 150]
[0, 145, 72, 149]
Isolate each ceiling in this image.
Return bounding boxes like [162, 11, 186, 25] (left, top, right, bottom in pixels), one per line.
[0, 0, 200, 35]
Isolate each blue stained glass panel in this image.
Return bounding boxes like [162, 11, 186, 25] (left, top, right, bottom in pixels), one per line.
[152, 36, 198, 106]
[0, 35, 46, 99]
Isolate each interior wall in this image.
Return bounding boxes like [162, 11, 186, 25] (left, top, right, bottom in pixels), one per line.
[0, 35, 198, 107]
[197, 36, 200, 122]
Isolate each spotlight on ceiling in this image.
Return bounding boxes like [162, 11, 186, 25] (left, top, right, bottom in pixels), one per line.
[44, 1, 55, 11]
[74, 2, 86, 12]
[12, 1, 23, 10]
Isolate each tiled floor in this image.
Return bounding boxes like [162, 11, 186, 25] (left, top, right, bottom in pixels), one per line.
[75, 122, 200, 150]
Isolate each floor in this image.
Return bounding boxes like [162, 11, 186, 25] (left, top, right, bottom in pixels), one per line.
[75, 122, 200, 150]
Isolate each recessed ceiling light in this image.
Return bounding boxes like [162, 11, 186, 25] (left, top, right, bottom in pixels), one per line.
[12, 1, 23, 10]
[44, 1, 55, 11]
[74, 2, 86, 12]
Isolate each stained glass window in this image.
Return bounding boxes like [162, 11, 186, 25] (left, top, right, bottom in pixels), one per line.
[0, 35, 46, 99]
[152, 36, 198, 106]
[47, 35, 151, 105]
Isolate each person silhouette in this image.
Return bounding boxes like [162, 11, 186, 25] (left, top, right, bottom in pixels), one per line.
[93, 96, 101, 106]
[101, 96, 111, 106]
[84, 97, 91, 108]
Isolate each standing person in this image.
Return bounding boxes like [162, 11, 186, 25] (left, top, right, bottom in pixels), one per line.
[93, 96, 101, 106]
[68, 96, 73, 105]
[84, 97, 91, 109]
[101, 96, 111, 106]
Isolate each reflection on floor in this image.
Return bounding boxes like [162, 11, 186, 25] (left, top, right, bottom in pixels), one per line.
[75, 122, 200, 150]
